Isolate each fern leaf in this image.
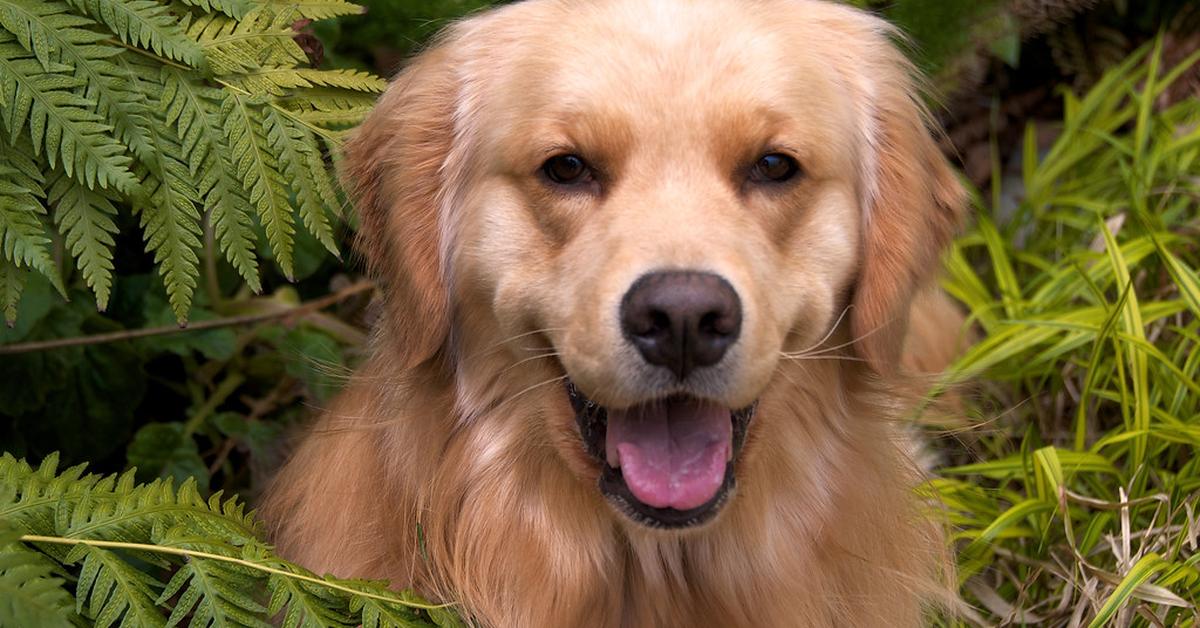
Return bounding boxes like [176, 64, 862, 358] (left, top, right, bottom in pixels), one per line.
[134, 151, 202, 323]
[186, 11, 307, 75]
[154, 533, 270, 628]
[68, 544, 165, 628]
[159, 67, 261, 291]
[0, 35, 138, 193]
[256, 0, 363, 21]
[276, 89, 378, 131]
[264, 106, 338, 256]
[230, 68, 387, 96]
[176, 0, 249, 19]
[0, 256, 25, 324]
[223, 92, 295, 279]
[268, 573, 358, 628]
[115, 57, 202, 322]
[348, 586, 440, 628]
[62, 0, 204, 67]
[48, 173, 118, 310]
[0, 0, 157, 162]
[0, 142, 65, 295]
[0, 540, 75, 628]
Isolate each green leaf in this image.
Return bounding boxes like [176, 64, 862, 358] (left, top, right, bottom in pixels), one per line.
[158, 66, 261, 292]
[0, 539, 76, 628]
[48, 173, 118, 310]
[127, 423, 210, 488]
[61, 0, 204, 66]
[69, 544, 165, 628]
[0, 34, 137, 193]
[264, 106, 339, 257]
[0, 143, 64, 296]
[1087, 554, 1169, 628]
[0, 255, 25, 324]
[222, 92, 295, 280]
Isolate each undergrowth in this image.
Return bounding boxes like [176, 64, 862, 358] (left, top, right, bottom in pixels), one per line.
[0, 453, 463, 627]
[929, 40, 1200, 626]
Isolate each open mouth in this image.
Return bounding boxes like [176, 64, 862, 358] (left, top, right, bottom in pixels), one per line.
[566, 381, 755, 529]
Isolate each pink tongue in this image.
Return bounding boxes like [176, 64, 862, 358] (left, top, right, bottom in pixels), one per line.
[606, 399, 731, 511]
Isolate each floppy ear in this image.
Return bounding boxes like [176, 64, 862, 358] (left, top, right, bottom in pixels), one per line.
[850, 53, 966, 375]
[342, 43, 463, 368]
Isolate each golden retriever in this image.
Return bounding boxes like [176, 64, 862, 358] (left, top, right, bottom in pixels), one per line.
[263, 0, 967, 625]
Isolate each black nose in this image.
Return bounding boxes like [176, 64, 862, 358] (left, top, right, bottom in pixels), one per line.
[620, 271, 742, 380]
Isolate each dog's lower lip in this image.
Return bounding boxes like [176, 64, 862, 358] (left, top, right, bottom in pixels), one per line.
[566, 380, 756, 528]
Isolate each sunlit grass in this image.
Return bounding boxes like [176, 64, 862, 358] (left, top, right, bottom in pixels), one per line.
[928, 38, 1200, 626]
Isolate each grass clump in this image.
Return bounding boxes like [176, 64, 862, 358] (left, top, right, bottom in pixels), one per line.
[930, 39, 1200, 626]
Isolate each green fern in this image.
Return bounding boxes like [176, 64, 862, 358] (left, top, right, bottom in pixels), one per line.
[49, 173, 119, 311]
[0, 0, 382, 324]
[64, 0, 205, 66]
[0, 454, 462, 628]
[0, 532, 76, 628]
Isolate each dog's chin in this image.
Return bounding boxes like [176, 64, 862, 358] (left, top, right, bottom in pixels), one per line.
[566, 380, 756, 530]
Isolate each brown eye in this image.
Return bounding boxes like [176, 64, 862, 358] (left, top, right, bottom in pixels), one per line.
[751, 153, 800, 183]
[542, 154, 591, 185]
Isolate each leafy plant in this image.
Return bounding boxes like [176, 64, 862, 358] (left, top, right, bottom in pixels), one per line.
[928, 40, 1200, 626]
[0, 453, 466, 627]
[0, 0, 385, 325]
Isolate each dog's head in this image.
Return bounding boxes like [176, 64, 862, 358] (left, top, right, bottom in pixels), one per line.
[346, 0, 963, 529]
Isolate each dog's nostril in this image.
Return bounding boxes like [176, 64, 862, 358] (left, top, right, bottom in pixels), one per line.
[620, 271, 743, 380]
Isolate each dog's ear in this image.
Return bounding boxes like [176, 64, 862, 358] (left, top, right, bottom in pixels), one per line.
[850, 49, 966, 375]
[343, 43, 465, 367]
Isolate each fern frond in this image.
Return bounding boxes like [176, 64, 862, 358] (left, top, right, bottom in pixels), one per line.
[268, 573, 358, 628]
[155, 533, 269, 628]
[48, 173, 118, 310]
[230, 67, 386, 95]
[0, 35, 138, 193]
[0, 256, 25, 324]
[176, 0, 249, 19]
[223, 92, 295, 279]
[0, 141, 64, 295]
[159, 66, 261, 291]
[0, 0, 158, 162]
[114, 56, 203, 322]
[264, 106, 338, 256]
[0, 538, 75, 628]
[135, 140, 202, 323]
[62, 0, 205, 68]
[68, 544, 166, 628]
[186, 11, 306, 75]
[277, 89, 378, 131]
[255, 0, 362, 21]
[2, 454, 457, 627]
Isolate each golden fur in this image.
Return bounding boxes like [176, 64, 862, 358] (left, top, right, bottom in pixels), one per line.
[262, 0, 967, 625]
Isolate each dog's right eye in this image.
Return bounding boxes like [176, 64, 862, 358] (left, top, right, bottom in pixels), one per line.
[542, 154, 592, 185]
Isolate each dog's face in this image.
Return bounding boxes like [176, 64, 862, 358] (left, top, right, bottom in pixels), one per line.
[348, 0, 962, 530]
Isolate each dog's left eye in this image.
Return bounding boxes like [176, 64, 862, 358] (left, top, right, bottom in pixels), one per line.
[542, 154, 592, 185]
[750, 153, 801, 183]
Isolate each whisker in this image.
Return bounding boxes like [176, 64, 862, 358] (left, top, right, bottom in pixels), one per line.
[499, 374, 570, 409]
[498, 351, 562, 376]
[778, 354, 867, 363]
[786, 304, 853, 356]
[781, 317, 891, 359]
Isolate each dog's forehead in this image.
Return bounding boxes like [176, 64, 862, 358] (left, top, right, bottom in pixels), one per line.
[475, 0, 864, 161]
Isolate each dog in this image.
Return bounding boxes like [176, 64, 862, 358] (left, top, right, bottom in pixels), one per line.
[262, 0, 967, 625]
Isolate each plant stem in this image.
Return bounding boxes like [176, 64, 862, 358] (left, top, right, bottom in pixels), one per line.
[0, 281, 375, 355]
[18, 534, 450, 610]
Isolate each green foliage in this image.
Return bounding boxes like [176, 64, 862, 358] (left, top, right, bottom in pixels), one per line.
[0, 453, 464, 627]
[928, 41, 1200, 626]
[0, 0, 383, 324]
